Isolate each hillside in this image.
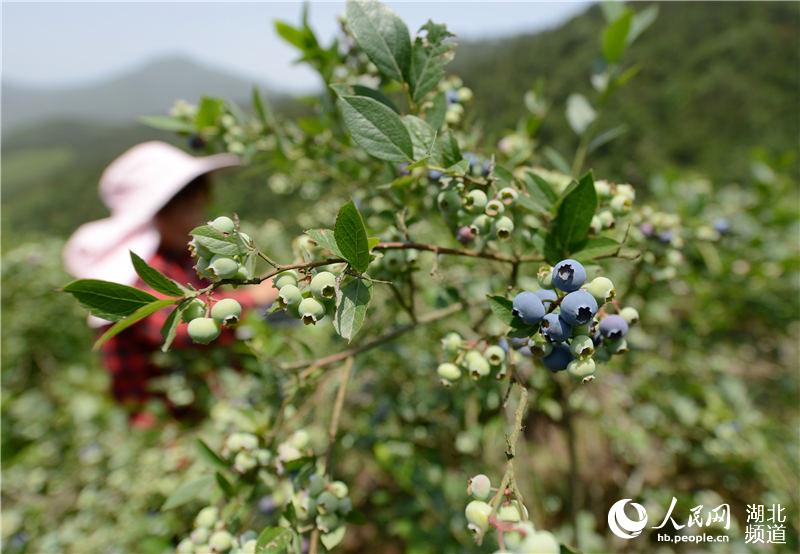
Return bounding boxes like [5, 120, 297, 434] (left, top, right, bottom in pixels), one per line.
[452, 1, 800, 184]
[2, 57, 270, 130]
[2, 2, 798, 248]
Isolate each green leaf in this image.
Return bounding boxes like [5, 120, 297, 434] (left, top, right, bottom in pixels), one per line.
[334, 202, 370, 273]
[190, 225, 247, 257]
[587, 125, 627, 154]
[274, 20, 306, 49]
[215, 472, 235, 498]
[306, 229, 344, 258]
[409, 21, 455, 103]
[544, 172, 598, 263]
[195, 96, 224, 129]
[602, 9, 633, 63]
[572, 237, 621, 261]
[352, 84, 400, 113]
[139, 115, 195, 133]
[338, 95, 413, 162]
[255, 527, 292, 554]
[522, 172, 558, 212]
[129, 251, 184, 296]
[93, 299, 176, 350]
[367, 237, 381, 250]
[321, 526, 347, 550]
[487, 295, 515, 326]
[402, 115, 436, 160]
[196, 439, 229, 472]
[426, 92, 447, 130]
[160, 306, 182, 352]
[629, 5, 658, 44]
[252, 87, 271, 127]
[432, 130, 462, 168]
[543, 146, 571, 174]
[345, 0, 411, 82]
[63, 279, 157, 322]
[334, 277, 374, 342]
[566, 94, 596, 135]
[162, 475, 214, 510]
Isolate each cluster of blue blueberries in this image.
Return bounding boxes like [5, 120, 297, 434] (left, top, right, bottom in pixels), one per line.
[508, 258, 638, 381]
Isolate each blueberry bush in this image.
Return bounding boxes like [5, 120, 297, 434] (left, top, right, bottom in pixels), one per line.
[3, 2, 798, 553]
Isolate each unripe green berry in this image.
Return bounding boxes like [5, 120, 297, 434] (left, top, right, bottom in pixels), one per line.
[467, 474, 491, 500]
[210, 256, 240, 280]
[289, 429, 310, 449]
[586, 276, 616, 304]
[498, 187, 518, 205]
[465, 500, 492, 533]
[182, 298, 207, 322]
[484, 345, 506, 366]
[210, 216, 235, 234]
[273, 270, 299, 290]
[316, 491, 339, 515]
[176, 538, 193, 553]
[310, 271, 337, 300]
[308, 474, 326, 497]
[242, 539, 257, 554]
[528, 333, 552, 357]
[610, 193, 632, 214]
[620, 306, 640, 325]
[188, 317, 221, 344]
[298, 297, 326, 325]
[190, 527, 210, 544]
[211, 298, 242, 325]
[470, 215, 492, 236]
[537, 265, 553, 288]
[195, 256, 213, 279]
[465, 350, 490, 379]
[518, 530, 559, 554]
[570, 335, 594, 359]
[606, 338, 629, 354]
[208, 530, 233, 552]
[497, 502, 521, 523]
[598, 210, 615, 229]
[485, 199, 505, 217]
[494, 216, 514, 240]
[464, 189, 488, 213]
[505, 521, 536, 550]
[437, 189, 461, 214]
[234, 451, 257, 473]
[278, 284, 302, 309]
[441, 332, 463, 356]
[437, 362, 462, 381]
[316, 513, 340, 534]
[567, 357, 596, 378]
[195, 506, 219, 528]
[329, 481, 349, 499]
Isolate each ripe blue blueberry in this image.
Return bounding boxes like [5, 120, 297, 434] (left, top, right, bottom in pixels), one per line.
[714, 218, 730, 235]
[446, 89, 460, 104]
[640, 222, 655, 237]
[512, 292, 545, 325]
[551, 259, 586, 292]
[559, 290, 598, 326]
[658, 230, 673, 244]
[541, 313, 571, 343]
[542, 344, 573, 372]
[599, 314, 629, 340]
[534, 288, 558, 309]
[428, 169, 443, 181]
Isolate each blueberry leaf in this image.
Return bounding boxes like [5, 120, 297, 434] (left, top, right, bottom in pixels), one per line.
[426, 91, 447, 130]
[255, 527, 292, 554]
[194, 96, 224, 129]
[190, 224, 246, 257]
[162, 475, 215, 510]
[130, 251, 185, 297]
[345, 0, 411, 83]
[306, 228, 344, 258]
[352, 84, 400, 113]
[334, 277, 374, 342]
[571, 237, 622, 261]
[545, 172, 597, 263]
[195, 438, 229, 472]
[402, 115, 436, 160]
[602, 9, 633, 63]
[409, 21, 455, 103]
[487, 295, 515, 326]
[334, 201, 371, 273]
[321, 526, 347, 550]
[139, 115, 195, 133]
[63, 279, 158, 322]
[338, 95, 414, 162]
[93, 298, 177, 350]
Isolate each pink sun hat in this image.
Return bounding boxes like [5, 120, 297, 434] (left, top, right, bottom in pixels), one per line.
[63, 141, 240, 287]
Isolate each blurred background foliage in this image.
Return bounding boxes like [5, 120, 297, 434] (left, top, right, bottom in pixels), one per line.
[2, 1, 798, 553]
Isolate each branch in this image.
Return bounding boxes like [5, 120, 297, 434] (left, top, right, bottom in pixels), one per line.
[283, 302, 469, 372]
[373, 241, 543, 264]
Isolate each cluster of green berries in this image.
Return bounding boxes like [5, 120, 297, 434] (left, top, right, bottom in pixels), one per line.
[464, 474, 559, 553]
[276, 430, 313, 468]
[589, 180, 635, 235]
[437, 76, 472, 125]
[436, 333, 509, 386]
[176, 506, 257, 554]
[222, 432, 272, 474]
[273, 269, 338, 326]
[191, 216, 254, 281]
[630, 207, 684, 280]
[290, 473, 352, 539]
[506, 259, 639, 382]
[436, 179, 519, 245]
[184, 297, 242, 345]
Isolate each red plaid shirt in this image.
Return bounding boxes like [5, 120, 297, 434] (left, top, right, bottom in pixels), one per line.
[100, 248, 257, 408]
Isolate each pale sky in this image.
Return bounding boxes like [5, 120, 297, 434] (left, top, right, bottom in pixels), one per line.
[2, 2, 590, 93]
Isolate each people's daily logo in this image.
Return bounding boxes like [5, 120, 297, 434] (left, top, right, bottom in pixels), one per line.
[607, 499, 648, 539]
